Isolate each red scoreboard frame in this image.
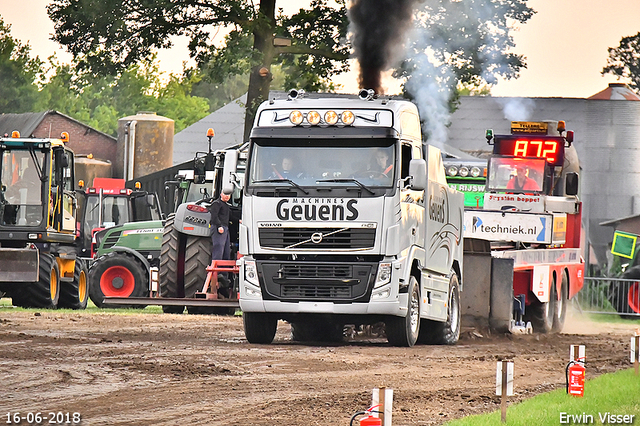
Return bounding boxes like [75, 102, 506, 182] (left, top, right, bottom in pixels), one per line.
[492, 135, 565, 167]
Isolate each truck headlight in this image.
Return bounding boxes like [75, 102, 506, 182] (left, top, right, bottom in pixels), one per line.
[244, 260, 259, 286]
[374, 262, 392, 288]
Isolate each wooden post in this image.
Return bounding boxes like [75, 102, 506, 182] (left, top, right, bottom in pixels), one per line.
[501, 361, 508, 423]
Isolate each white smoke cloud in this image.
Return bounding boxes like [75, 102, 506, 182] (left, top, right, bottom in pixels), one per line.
[495, 97, 536, 121]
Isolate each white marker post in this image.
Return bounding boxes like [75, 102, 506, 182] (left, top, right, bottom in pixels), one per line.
[372, 387, 393, 426]
[570, 345, 586, 365]
[632, 333, 640, 376]
[496, 361, 514, 423]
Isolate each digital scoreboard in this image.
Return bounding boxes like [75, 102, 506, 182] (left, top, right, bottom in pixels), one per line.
[492, 135, 565, 167]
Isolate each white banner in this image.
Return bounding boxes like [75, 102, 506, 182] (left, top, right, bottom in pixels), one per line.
[464, 210, 552, 244]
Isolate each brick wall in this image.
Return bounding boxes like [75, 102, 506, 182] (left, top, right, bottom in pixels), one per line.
[33, 113, 117, 165]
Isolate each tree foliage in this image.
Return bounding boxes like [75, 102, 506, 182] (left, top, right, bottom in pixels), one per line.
[47, 0, 351, 140]
[602, 32, 640, 91]
[0, 17, 44, 113]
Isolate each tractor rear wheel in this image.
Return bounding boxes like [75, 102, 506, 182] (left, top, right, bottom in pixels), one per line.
[160, 214, 185, 314]
[88, 252, 147, 308]
[59, 259, 89, 309]
[12, 253, 60, 309]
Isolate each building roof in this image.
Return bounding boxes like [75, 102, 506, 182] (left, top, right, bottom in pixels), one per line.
[0, 110, 116, 141]
[172, 95, 247, 164]
[0, 111, 49, 137]
[588, 83, 640, 101]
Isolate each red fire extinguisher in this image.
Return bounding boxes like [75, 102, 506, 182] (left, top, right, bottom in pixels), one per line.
[350, 404, 382, 426]
[566, 358, 586, 397]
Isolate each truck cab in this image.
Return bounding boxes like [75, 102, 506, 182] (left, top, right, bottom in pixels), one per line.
[238, 91, 464, 346]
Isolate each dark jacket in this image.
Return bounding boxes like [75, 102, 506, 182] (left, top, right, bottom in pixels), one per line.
[209, 197, 230, 229]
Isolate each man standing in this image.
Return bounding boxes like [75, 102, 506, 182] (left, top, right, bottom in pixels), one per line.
[210, 188, 233, 263]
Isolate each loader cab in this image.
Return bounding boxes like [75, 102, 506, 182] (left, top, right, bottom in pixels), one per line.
[0, 136, 77, 242]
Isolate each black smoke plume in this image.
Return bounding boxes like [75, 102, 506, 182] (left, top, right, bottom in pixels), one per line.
[348, 0, 419, 94]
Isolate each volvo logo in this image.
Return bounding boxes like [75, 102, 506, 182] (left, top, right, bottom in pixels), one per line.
[311, 232, 323, 244]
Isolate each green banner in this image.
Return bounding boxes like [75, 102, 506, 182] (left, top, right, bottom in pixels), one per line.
[611, 231, 638, 259]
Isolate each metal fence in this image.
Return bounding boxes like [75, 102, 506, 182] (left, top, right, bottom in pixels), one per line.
[575, 277, 640, 317]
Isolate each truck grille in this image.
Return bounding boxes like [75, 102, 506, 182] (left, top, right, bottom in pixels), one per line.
[281, 285, 352, 299]
[282, 264, 351, 278]
[258, 261, 376, 302]
[259, 227, 375, 249]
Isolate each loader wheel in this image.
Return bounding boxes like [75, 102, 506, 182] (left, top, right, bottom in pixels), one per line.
[243, 312, 277, 344]
[386, 275, 420, 347]
[160, 214, 185, 314]
[417, 273, 461, 345]
[59, 259, 89, 310]
[527, 275, 556, 333]
[88, 252, 147, 309]
[12, 253, 60, 309]
[552, 272, 569, 332]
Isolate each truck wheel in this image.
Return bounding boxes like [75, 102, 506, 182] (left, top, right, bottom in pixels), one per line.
[243, 312, 277, 344]
[386, 276, 420, 347]
[160, 214, 185, 314]
[418, 273, 461, 345]
[552, 272, 568, 332]
[291, 322, 344, 343]
[88, 252, 147, 309]
[527, 276, 556, 333]
[59, 259, 89, 310]
[12, 253, 60, 309]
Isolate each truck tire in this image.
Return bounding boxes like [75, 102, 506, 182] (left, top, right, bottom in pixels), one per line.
[527, 275, 556, 333]
[12, 253, 60, 309]
[59, 259, 89, 310]
[88, 252, 147, 309]
[386, 276, 420, 347]
[243, 312, 277, 344]
[417, 273, 461, 345]
[160, 214, 185, 314]
[291, 321, 344, 343]
[552, 272, 568, 332]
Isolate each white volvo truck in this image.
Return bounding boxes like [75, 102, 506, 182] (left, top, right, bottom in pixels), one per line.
[238, 91, 464, 346]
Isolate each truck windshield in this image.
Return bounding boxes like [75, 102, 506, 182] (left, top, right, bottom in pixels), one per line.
[248, 143, 395, 189]
[486, 156, 546, 194]
[0, 149, 45, 226]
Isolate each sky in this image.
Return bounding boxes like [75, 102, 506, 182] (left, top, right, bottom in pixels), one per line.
[1, 0, 639, 98]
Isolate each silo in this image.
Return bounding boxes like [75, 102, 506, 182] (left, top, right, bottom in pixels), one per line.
[116, 112, 174, 180]
[74, 155, 113, 188]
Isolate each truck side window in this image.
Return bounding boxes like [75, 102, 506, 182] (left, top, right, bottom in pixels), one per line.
[400, 143, 412, 180]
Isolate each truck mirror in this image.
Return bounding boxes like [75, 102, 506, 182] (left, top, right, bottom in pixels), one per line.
[409, 159, 427, 191]
[222, 150, 239, 191]
[146, 194, 155, 206]
[565, 172, 579, 196]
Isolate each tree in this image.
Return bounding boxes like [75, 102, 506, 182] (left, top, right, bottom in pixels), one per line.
[0, 16, 45, 114]
[602, 32, 640, 91]
[47, 0, 351, 141]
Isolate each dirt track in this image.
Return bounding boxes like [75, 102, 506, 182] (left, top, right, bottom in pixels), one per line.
[0, 308, 637, 426]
